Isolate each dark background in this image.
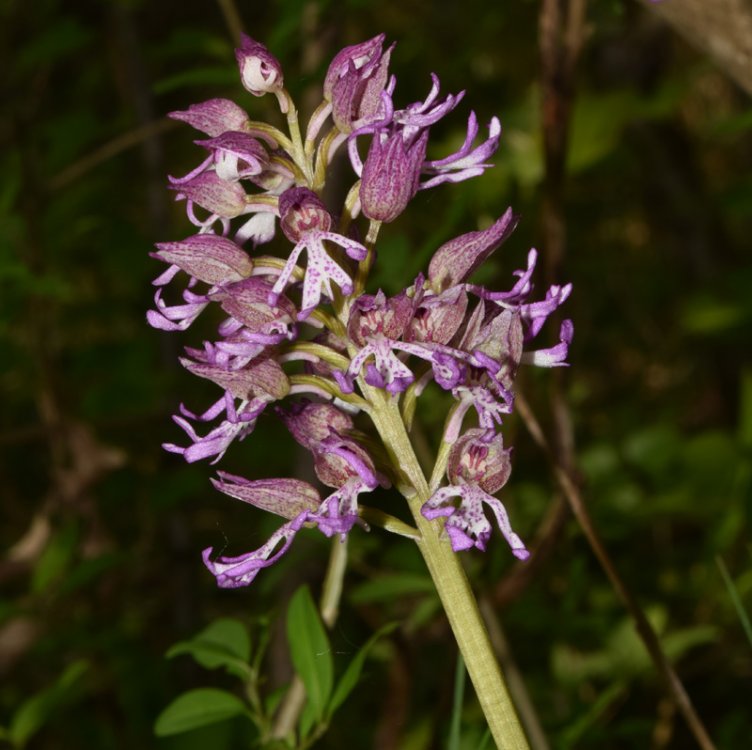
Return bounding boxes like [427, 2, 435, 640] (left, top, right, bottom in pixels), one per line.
[1, 0, 750, 748]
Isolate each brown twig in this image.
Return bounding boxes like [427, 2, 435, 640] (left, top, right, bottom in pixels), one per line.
[515, 392, 717, 750]
[535, 4, 715, 747]
[47, 118, 176, 191]
[491, 494, 569, 609]
[480, 598, 551, 750]
[216, 0, 245, 44]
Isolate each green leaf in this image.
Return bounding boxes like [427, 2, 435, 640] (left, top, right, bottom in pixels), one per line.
[286, 586, 332, 724]
[327, 623, 398, 717]
[154, 688, 249, 736]
[167, 618, 252, 680]
[448, 651, 465, 750]
[31, 523, 78, 594]
[9, 660, 88, 747]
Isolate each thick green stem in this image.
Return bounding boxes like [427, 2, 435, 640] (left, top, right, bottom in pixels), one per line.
[370, 396, 530, 750]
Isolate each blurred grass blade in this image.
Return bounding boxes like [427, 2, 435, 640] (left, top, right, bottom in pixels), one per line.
[477, 729, 492, 750]
[448, 651, 465, 750]
[716, 556, 752, 649]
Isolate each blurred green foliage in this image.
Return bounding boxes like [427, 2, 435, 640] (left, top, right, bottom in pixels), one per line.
[1, 0, 750, 748]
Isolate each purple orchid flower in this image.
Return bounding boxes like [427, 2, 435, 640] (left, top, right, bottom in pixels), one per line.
[324, 34, 394, 133]
[349, 74, 501, 222]
[153, 32, 574, 587]
[269, 188, 368, 318]
[203, 403, 383, 587]
[146, 234, 254, 332]
[421, 429, 528, 558]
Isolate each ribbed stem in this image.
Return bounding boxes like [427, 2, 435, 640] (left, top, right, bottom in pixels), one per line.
[370, 396, 530, 750]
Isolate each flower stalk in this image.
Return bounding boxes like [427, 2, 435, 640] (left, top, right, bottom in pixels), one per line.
[368, 394, 530, 749]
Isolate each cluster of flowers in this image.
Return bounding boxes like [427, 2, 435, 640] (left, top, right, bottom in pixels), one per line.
[149, 34, 572, 588]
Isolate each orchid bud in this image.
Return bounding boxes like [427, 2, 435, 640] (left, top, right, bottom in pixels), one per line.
[360, 130, 428, 223]
[325, 34, 393, 132]
[235, 34, 284, 97]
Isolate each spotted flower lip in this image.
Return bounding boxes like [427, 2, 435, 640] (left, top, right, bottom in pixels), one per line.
[202, 512, 310, 588]
[421, 429, 528, 558]
[268, 188, 368, 318]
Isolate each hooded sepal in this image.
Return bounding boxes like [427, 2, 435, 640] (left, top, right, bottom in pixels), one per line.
[211, 472, 321, 519]
[359, 130, 428, 223]
[236, 35, 284, 99]
[169, 98, 250, 137]
[428, 208, 518, 292]
[152, 234, 253, 286]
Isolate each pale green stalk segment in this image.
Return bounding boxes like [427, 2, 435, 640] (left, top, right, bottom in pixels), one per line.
[288, 374, 370, 412]
[368, 392, 530, 750]
[354, 220, 382, 296]
[358, 505, 420, 540]
[282, 92, 314, 186]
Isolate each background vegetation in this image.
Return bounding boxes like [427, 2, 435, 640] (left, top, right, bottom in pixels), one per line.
[1, 0, 750, 748]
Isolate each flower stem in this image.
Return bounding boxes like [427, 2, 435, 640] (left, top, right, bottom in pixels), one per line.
[270, 537, 350, 742]
[369, 395, 530, 749]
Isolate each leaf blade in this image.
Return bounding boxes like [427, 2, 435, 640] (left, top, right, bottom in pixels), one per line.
[286, 586, 333, 724]
[328, 622, 398, 717]
[154, 688, 249, 736]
